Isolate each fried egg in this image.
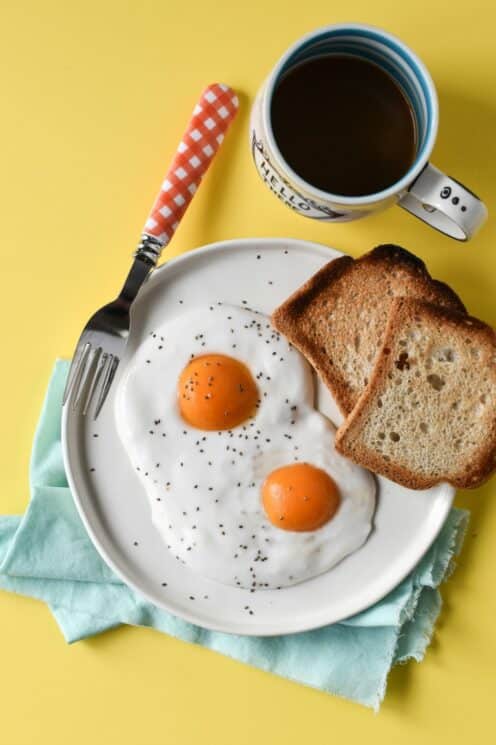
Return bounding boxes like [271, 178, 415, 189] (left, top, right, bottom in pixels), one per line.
[114, 304, 376, 589]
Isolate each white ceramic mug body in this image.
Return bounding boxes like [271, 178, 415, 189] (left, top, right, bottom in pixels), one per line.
[250, 24, 487, 240]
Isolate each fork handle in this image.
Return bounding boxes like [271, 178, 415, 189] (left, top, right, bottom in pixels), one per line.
[137, 83, 239, 263]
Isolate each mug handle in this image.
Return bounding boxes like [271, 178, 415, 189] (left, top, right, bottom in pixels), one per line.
[398, 164, 487, 241]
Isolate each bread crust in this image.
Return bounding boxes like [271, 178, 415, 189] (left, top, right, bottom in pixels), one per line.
[272, 244, 466, 415]
[335, 298, 496, 489]
[272, 254, 356, 412]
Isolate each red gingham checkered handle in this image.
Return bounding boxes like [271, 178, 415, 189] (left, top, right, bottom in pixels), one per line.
[143, 83, 239, 247]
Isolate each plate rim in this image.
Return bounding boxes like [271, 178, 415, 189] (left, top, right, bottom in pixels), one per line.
[62, 236, 455, 636]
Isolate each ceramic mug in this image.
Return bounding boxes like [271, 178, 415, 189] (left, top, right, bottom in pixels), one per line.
[250, 23, 487, 241]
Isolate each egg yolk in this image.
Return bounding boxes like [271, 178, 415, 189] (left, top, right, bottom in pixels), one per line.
[178, 354, 258, 431]
[262, 463, 340, 532]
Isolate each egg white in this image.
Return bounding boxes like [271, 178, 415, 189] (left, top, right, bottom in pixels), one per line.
[114, 304, 376, 589]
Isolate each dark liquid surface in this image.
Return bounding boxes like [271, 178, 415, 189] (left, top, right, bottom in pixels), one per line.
[271, 55, 417, 197]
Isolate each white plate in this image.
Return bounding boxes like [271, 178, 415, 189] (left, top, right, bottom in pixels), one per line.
[62, 238, 454, 636]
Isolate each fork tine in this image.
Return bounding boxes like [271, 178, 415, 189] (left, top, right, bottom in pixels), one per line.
[93, 354, 119, 420]
[82, 348, 105, 415]
[72, 344, 100, 409]
[72, 343, 95, 411]
[62, 344, 89, 406]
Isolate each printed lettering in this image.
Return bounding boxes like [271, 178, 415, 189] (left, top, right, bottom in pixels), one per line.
[251, 132, 345, 220]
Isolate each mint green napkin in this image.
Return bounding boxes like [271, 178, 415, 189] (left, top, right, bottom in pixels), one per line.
[0, 361, 468, 710]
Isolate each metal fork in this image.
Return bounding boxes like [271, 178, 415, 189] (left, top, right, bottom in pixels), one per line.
[63, 83, 239, 419]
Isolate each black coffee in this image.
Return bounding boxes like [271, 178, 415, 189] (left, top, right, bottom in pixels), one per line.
[271, 55, 416, 197]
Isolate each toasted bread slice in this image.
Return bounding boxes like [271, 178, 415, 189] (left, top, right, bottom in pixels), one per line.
[272, 245, 466, 415]
[335, 297, 496, 489]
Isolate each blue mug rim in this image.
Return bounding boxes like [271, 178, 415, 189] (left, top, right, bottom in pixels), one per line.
[263, 23, 439, 205]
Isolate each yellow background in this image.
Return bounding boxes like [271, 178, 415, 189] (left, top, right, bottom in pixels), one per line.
[0, 1, 495, 743]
